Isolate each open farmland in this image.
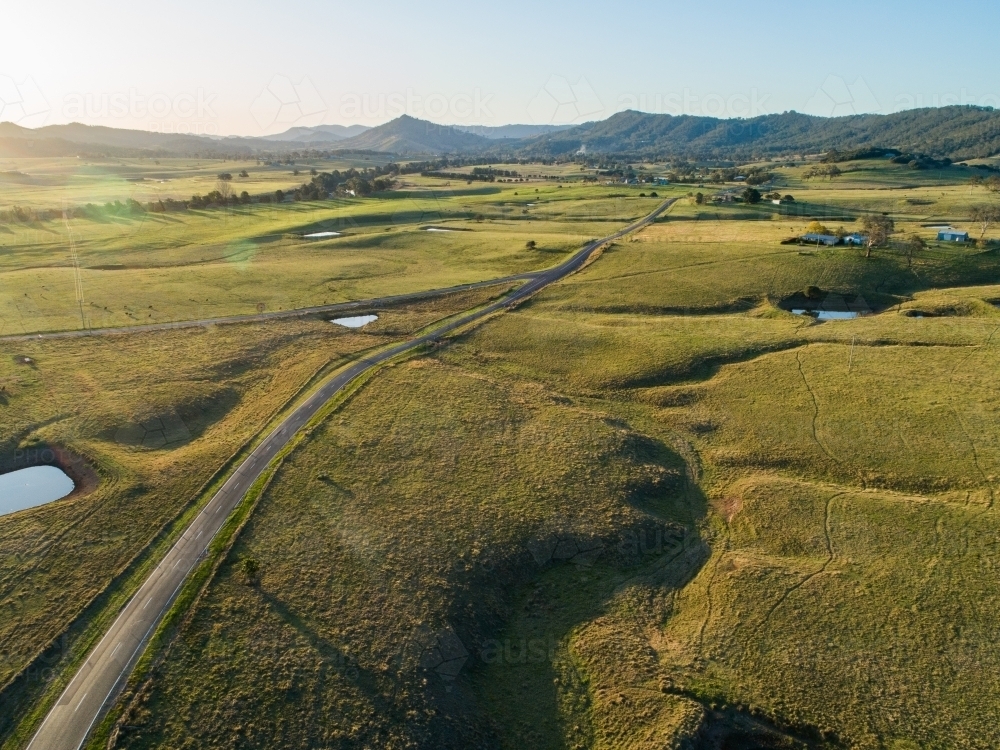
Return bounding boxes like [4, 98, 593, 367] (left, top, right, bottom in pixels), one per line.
[69, 160, 1000, 750]
[0, 283, 512, 747]
[0, 170, 679, 335]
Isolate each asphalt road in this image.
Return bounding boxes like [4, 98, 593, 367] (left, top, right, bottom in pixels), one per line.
[25, 199, 674, 750]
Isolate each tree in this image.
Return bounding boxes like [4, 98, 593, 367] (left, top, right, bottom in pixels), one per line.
[861, 214, 895, 258]
[904, 233, 926, 268]
[240, 557, 260, 585]
[986, 175, 1000, 193]
[525, 240, 536, 250]
[741, 187, 761, 204]
[971, 204, 1000, 242]
[275, 189, 285, 203]
[694, 192, 704, 205]
[216, 179, 233, 203]
[217, 172, 232, 181]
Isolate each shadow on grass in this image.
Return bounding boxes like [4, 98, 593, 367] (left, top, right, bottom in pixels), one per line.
[461, 432, 710, 748]
[257, 588, 391, 708]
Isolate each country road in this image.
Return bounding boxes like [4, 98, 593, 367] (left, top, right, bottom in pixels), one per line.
[0, 272, 540, 344]
[24, 198, 674, 750]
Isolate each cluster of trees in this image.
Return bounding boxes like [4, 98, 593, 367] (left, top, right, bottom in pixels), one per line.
[147, 198, 187, 213]
[292, 168, 395, 200]
[804, 164, 843, 180]
[969, 174, 1000, 191]
[764, 191, 794, 202]
[471, 167, 520, 178]
[706, 166, 773, 185]
[190, 190, 250, 208]
[426, 170, 501, 183]
[822, 148, 900, 163]
[889, 153, 952, 170]
[0, 205, 62, 222]
[89, 199, 147, 216]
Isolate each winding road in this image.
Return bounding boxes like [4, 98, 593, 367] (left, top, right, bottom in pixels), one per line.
[25, 199, 674, 750]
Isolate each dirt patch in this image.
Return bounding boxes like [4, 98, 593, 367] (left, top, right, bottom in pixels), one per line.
[718, 494, 744, 523]
[0, 443, 99, 499]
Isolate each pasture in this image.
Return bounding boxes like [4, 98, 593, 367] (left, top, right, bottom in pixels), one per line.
[86, 162, 1000, 749]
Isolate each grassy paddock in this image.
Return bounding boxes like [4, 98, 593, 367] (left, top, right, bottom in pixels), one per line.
[0, 181, 679, 335]
[8, 159, 1000, 748]
[0, 284, 507, 747]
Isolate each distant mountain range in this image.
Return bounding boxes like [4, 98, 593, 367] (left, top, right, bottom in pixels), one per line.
[452, 123, 573, 139]
[0, 121, 243, 157]
[256, 124, 371, 143]
[3, 106, 1000, 161]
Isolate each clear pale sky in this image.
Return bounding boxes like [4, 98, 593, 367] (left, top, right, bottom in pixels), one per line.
[2, 0, 998, 136]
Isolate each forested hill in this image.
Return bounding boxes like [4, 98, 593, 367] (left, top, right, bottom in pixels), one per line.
[518, 106, 1000, 160]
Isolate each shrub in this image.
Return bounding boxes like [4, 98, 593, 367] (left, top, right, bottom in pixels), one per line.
[240, 557, 260, 585]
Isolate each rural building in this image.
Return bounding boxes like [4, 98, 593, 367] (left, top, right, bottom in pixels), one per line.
[712, 190, 737, 203]
[938, 229, 969, 242]
[801, 233, 839, 246]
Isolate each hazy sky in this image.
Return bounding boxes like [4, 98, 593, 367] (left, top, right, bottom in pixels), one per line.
[2, 0, 999, 136]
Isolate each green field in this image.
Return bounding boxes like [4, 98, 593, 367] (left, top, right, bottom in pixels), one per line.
[0, 162, 676, 335]
[101, 282, 1000, 748]
[3, 159, 1000, 749]
[0, 284, 514, 745]
[0, 156, 395, 211]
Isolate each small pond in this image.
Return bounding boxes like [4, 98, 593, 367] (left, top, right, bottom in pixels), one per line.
[303, 231, 341, 238]
[423, 227, 453, 232]
[792, 309, 859, 320]
[0, 466, 75, 517]
[331, 314, 378, 328]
